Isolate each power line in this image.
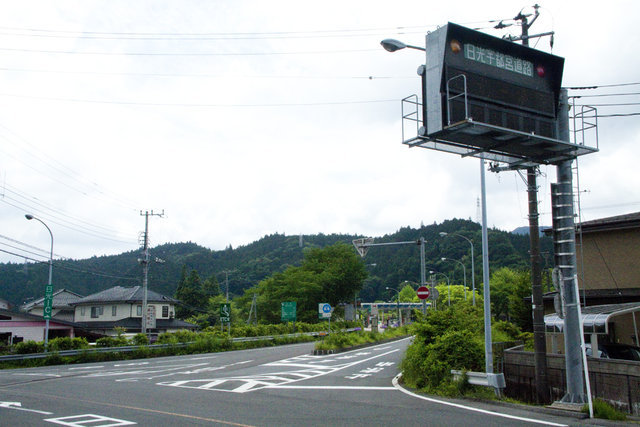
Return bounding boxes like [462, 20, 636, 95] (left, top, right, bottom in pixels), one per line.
[573, 103, 640, 107]
[571, 112, 640, 118]
[2, 184, 130, 237]
[0, 196, 137, 244]
[0, 124, 139, 211]
[0, 46, 378, 56]
[0, 92, 397, 108]
[571, 92, 640, 98]
[0, 66, 402, 80]
[567, 82, 640, 90]
[0, 246, 140, 282]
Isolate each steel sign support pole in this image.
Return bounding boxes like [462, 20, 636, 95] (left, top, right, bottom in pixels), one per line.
[554, 90, 586, 405]
[480, 158, 493, 376]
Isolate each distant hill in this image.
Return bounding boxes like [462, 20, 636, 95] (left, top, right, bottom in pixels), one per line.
[0, 218, 553, 306]
[511, 226, 549, 236]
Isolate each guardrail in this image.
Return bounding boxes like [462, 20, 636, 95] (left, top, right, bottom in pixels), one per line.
[0, 329, 354, 362]
[451, 369, 506, 389]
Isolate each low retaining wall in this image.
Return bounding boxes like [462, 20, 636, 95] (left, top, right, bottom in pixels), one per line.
[504, 347, 640, 415]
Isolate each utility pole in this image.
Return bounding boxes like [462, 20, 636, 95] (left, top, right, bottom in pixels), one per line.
[510, 5, 550, 404]
[139, 209, 164, 335]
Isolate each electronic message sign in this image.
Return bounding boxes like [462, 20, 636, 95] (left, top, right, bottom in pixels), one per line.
[410, 22, 596, 167]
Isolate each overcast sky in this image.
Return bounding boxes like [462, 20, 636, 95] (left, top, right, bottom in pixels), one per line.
[1, 0, 639, 263]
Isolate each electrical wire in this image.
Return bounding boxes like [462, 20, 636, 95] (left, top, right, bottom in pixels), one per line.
[571, 92, 640, 98]
[567, 82, 640, 90]
[0, 92, 397, 108]
[0, 246, 141, 282]
[0, 129, 139, 212]
[0, 196, 137, 244]
[0, 66, 403, 80]
[0, 46, 379, 56]
[2, 184, 131, 237]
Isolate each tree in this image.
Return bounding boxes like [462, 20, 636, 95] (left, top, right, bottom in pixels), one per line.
[202, 273, 221, 298]
[301, 243, 368, 306]
[174, 267, 207, 319]
[489, 267, 532, 330]
[239, 242, 368, 323]
[398, 284, 418, 302]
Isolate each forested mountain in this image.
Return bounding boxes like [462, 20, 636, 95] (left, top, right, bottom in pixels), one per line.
[0, 218, 553, 307]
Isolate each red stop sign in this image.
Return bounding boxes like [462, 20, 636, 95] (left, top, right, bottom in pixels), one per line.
[416, 286, 430, 300]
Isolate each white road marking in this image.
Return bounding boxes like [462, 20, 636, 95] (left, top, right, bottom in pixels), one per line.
[114, 362, 149, 367]
[68, 366, 104, 371]
[158, 348, 401, 393]
[44, 413, 136, 426]
[0, 401, 53, 415]
[392, 374, 568, 427]
[12, 373, 61, 377]
[188, 355, 219, 360]
[270, 385, 396, 390]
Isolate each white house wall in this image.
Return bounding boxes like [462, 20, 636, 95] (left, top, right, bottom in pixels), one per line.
[74, 303, 175, 322]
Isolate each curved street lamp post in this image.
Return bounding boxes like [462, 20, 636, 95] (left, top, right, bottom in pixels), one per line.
[25, 214, 53, 351]
[441, 257, 467, 301]
[430, 271, 450, 306]
[440, 232, 475, 306]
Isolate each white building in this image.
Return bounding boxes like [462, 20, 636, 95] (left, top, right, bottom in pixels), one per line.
[71, 285, 196, 336]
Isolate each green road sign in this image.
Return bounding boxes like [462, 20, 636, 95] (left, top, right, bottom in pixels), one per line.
[281, 301, 296, 322]
[220, 303, 231, 324]
[43, 285, 53, 320]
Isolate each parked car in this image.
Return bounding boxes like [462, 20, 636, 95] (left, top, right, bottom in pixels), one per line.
[585, 343, 640, 361]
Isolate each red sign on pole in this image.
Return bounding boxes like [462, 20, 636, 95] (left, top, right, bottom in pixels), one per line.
[416, 286, 430, 300]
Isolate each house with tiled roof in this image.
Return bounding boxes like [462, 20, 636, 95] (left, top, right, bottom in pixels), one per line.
[70, 285, 197, 336]
[21, 289, 84, 322]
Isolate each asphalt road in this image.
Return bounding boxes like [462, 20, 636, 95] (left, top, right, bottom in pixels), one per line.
[0, 338, 597, 426]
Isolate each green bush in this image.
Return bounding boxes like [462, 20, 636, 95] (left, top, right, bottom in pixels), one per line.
[584, 398, 627, 421]
[130, 334, 149, 346]
[96, 335, 128, 347]
[14, 340, 44, 354]
[157, 330, 198, 344]
[402, 305, 485, 393]
[48, 337, 89, 352]
[44, 352, 64, 366]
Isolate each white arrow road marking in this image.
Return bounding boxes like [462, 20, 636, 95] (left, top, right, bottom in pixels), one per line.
[158, 348, 400, 393]
[0, 401, 53, 415]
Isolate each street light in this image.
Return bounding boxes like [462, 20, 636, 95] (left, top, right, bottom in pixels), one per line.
[380, 38, 426, 52]
[441, 257, 467, 301]
[385, 286, 401, 326]
[25, 214, 53, 351]
[440, 232, 476, 306]
[430, 270, 450, 306]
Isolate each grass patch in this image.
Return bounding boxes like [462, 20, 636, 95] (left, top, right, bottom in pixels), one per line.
[314, 327, 408, 351]
[583, 398, 627, 421]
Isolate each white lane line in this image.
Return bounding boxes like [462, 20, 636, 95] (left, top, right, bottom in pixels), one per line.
[11, 373, 61, 377]
[68, 366, 104, 371]
[392, 374, 568, 427]
[268, 385, 396, 390]
[0, 401, 53, 415]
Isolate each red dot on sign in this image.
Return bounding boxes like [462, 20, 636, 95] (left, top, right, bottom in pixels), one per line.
[536, 65, 545, 77]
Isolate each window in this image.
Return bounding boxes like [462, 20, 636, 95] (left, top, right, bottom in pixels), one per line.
[80, 307, 85, 316]
[112, 305, 117, 316]
[90, 306, 103, 318]
[162, 306, 169, 318]
[137, 305, 142, 316]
